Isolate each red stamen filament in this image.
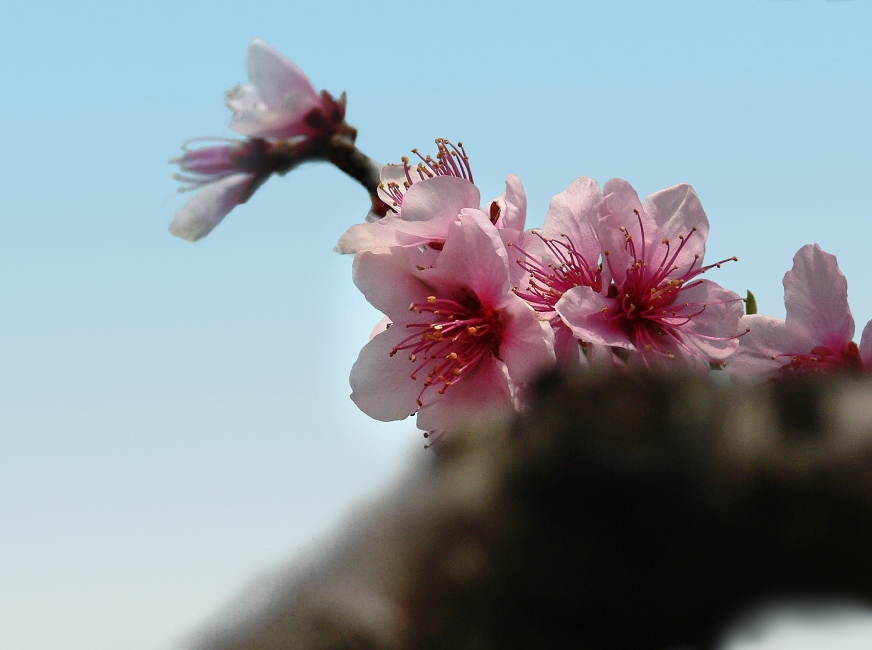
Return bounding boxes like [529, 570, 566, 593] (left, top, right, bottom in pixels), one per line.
[389, 293, 502, 405]
[602, 210, 740, 358]
[378, 139, 474, 214]
[511, 232, 603, 312]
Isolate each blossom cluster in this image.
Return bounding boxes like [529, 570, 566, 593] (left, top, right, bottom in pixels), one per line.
[171, 43, 871, 442]
[337, 141, 753, 439]
[337, 140, 872, 439]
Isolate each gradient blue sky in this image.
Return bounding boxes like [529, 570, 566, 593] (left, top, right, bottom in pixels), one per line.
[3, 1, 872, 648]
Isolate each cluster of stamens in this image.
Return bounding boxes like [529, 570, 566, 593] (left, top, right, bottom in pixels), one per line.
[511, 232, 603, 312]
[173, 138, 271, 190]
[776, 342, 862, 375]
[389, 291, 502, 406]
[600, 210, 740, 357]
[379, 139, 474, 210]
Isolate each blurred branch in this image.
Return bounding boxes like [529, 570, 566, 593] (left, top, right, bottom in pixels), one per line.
[188, 372, 872, 650]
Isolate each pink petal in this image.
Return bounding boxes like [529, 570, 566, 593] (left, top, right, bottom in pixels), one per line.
[335, 220, 405, 254]
[497, 298, 556, 384]
[169, 172, 261, 242]
[667, 281, 743, 361]
[246, 40, 317, 108]
[369, 316, 392, 340]
[488, 174, 527, 231]
[542, 176, 602, 257]
[724, 314, 791, 383]
[425, 210, 510, 306]
[415, 357, 514, 434]
[352, 247, 432, 321]
[642, 183, 709, 270]
[585, 341, 625, 370]
[502, 227, 545, 287]
[554, 286, 635, 349]
[631, 345, 712, 374]
[598, 179, 656, 285]
[349, 327, 423, 422]
[859, 320, 872, 367]
[602, 178, 643, 219]
[376, 164, 410, 211]
[783, 244, 855, 351]
[390, 176, 480, 232]
[553, 322, 588, 370]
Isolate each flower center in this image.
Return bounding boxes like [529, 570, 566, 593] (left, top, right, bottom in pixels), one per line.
[389, 290, 502, 405]
[777, 341, 863, 375]
[380, 138, 474, 212]
[602, 209, 739, 356]
[511, 232, 603, 312]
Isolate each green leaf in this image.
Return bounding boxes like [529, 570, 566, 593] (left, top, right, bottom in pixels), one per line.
[745, 290, 757, 315]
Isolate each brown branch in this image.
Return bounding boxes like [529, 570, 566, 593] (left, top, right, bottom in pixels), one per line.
[187, 372, 872, 650]
[324, 127, 391, 218]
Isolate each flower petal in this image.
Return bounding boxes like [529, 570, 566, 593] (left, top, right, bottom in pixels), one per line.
[376, 164, 410, 212]
[335, 220, 406, 254]
[497, 298, 556, 384]
[553, 322, 588, 370]
[860, 320, 872, 366]
[542, 176, 602, 255]
[555, 286, 635, 349]
[391, 176, 480, 229]
[352, 247, 433, 321]
[246, 39, 317, 108]
[350, 327, 422, 422]
[665, 280, 743, 361]
[642, 183, 708, 270]
[598, 178, 654, 285]
[169, 172, 262, 242]
[783, 244, 855, 351]
[415, 357, 513, 434]
[487, 174, 527, 231]
[724, 314, 791, 383]
[425, 210, 510, 306]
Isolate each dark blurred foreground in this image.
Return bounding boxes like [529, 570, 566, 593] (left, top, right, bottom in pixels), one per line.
[185, 372, 872, 649]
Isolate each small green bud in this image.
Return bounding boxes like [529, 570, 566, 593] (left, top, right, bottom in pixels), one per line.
[745, 290, 757, 315]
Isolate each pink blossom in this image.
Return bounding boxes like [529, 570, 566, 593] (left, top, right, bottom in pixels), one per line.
[226, 40, 345, 140]
[349, 211, 555, 438]
[169, 139, 273, 241]
[554, 179, 744, 369]
[336, 139, 526, 254]
[509, 177, 609, 368]
[725, 244, 872, 382]
[170, 41, 348, 241]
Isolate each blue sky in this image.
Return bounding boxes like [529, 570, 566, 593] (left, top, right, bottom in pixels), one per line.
[3, 1, 872, 648]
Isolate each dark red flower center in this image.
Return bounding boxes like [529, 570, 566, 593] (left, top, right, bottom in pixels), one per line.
[390, 289, 503, 405]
